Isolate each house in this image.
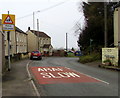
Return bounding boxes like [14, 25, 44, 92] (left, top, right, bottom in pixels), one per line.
[33, 30, 53, 56]
[26, 27, 53, 56]
[26, 27, 38, 52]
[114, 2, 120, 65]
[0, 19, 5, 73]
[42, 44, 53, 56]
[114, 2, 120, 48]
[15, 27, 28, 59]
[4, 26, 28, 59]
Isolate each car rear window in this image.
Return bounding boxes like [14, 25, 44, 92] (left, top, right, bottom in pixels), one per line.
[32, 51, 39, 53]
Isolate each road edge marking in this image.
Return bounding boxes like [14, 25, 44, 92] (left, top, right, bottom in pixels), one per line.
[65, 67, 110, 85]
[26, 61, 41, 97]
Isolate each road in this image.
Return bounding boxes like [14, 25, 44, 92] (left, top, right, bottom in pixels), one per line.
[29, 57, 118, 96]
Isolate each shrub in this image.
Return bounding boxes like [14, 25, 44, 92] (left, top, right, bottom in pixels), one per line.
[67, 53, 75, 57]
[79, 53, 101, 63]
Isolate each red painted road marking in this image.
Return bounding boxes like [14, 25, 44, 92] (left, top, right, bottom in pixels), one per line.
[30, 66, 100, 84]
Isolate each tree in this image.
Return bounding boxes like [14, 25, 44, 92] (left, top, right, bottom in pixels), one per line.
[77, 2, 117, 54]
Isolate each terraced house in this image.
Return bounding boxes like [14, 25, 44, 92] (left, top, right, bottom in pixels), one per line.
[0, 19, 5, 72]
[15, 27, 28, 58]
[4, 26, 28, 60]
[26, 27, 53, 56]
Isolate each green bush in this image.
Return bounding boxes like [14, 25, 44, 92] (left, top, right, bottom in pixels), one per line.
[79, 53, 101, 63]
[67, 53, 75, 57]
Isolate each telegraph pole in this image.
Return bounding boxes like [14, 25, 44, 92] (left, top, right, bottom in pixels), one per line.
[104, 2, 107, 47]
[33, 12, 35, 30]
[66, 33, 68, 52]
[37, 19, 39, 50]
[33, 11, 40, 30]
[37, 19, 39, 31]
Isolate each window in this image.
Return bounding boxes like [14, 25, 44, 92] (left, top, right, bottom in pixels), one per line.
[17, 33, 19, 42]
[17, 46, 19, 53]
[5, 32, 7, 40]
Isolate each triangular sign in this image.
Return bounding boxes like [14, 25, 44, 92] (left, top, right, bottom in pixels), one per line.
[4, 15, 13, 24]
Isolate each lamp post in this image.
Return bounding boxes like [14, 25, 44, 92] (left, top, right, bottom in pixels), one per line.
[33, 11, 40, 30]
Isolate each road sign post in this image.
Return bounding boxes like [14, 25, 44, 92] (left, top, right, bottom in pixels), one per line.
[2, 11, 15, 71]
[7, 31, 11, 71]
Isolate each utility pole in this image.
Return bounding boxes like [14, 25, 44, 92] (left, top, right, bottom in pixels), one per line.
[33, 11, 40, 30]
[33, 12, 35, 30]
[66, 33, 68, 52]
[104, 2, 107, 47]
[37, 19, 39, 50]
[37, 19, 39, 31]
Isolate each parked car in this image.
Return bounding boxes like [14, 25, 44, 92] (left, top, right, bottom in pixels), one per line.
[30, 50, 42, 60]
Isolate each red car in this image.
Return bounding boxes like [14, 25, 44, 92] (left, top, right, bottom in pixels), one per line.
[30, 50, 42, 60]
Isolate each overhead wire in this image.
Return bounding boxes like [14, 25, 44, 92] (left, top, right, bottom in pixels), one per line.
[16, 13, 33, 20]
[17, 1, 68, 20]
[38, 2, 66, 12]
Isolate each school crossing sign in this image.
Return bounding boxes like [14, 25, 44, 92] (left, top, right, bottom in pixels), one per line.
[2, 14, 15, 31]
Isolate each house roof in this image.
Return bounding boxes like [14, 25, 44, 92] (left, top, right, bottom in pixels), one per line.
[30, 30, 51, 38]
[43, 44, 52, 48]
[15, 27, 27, 35]
[114, 1, 120, 9]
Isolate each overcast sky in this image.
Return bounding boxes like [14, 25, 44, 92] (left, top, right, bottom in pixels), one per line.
[0, 0, 85, 49]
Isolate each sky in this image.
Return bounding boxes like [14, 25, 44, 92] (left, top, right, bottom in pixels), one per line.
[0, 0, 85, 49]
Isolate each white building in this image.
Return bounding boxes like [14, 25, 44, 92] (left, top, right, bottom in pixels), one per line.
[114, 4, 120, 48]
[26, 28, 53, 56]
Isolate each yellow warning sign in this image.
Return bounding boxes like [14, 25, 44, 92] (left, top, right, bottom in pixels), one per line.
[2, 14, 15, 31]
[2, 14, 15, 25]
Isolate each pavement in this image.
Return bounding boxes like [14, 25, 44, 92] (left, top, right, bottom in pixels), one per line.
[85, 61, 120, 71]
[2, 59, 36, 97]
[85, 61, 102, 67]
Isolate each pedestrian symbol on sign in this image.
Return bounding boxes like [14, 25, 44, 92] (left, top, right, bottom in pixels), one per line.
[4, 15, 13, 24]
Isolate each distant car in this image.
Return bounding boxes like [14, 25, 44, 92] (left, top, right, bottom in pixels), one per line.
[30, 50, 42, 60]
[74, 51, 82, 56]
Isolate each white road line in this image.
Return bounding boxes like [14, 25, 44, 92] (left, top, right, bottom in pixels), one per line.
[80, 72, 110, 85]
[65, 67, 110, 85]
[26, 61, 41, 97]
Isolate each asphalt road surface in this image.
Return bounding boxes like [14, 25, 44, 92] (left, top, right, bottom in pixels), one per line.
[29, 57, 118, 96]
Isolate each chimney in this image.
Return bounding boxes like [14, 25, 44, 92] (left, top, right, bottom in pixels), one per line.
[28, 27, 30, 30]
